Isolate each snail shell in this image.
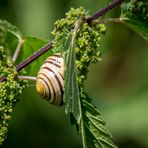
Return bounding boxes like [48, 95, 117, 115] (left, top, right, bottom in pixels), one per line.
[36, 54, 64, 106]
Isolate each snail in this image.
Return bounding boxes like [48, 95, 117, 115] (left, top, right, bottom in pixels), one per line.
[36, 54, 64, 106]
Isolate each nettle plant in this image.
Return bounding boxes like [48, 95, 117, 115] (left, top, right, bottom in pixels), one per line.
[0, 0, 147, 147]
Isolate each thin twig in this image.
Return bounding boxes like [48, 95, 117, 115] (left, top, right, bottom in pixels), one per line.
[16, 41, 52, 71]
[0, 0, 124, 82]
[15, 0, 124, 73]
[12, 38, 24, 63]
[0, 77, 6, 82]
[17, 76, 36, 81]
[86, 0, 124, 23]
[92, 17, 125, 25]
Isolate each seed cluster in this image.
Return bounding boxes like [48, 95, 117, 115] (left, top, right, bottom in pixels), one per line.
[0, 46, 27, 144]
[52, 7, 106, 88]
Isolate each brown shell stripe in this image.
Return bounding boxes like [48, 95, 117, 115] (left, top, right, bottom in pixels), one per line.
[50, 54, 61, 58]
[38, 72, 56, 104]
[38, 69, 58, 104]
[43, 60, 60, 68]
[47, 55, 61, 63]
[41, 66, 63, 105]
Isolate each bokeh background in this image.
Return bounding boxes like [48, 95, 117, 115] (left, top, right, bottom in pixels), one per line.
[0, 0, 148, 148]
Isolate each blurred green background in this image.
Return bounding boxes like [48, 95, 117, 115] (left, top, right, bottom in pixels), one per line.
[0, 0, 148, 148]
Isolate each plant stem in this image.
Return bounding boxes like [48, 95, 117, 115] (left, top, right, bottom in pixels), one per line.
[92, 17, 124, 24]
[16, 0, 124, 72]
[0, 77, 6, 82]
[17, 76, 36, 81]
[0, 0, 124, 82]
[12, 38, 24, 63]
[86, 0, 124, 23]
[16, 41, 52, 71]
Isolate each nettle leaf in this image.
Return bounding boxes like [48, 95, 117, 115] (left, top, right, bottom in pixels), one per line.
[81, 99, 118, 148]
[0, 19, 22, 40]
[18, 37, 51, 76]
[0, 20, 22, 58]
[64, 28, 82, 124]
[63, 18, 117, 147]
[121, 0, 148, 41]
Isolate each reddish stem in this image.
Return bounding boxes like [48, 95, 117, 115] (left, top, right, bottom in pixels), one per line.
[0, 77, 6, 82]
[0, 0, 124, 82]
[86, 0, 124, 23]
[15, 0, 124, 73]
[16, 41, 52, 71]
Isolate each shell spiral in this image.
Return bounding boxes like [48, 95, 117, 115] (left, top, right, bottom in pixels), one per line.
[36, 55, 64, 106]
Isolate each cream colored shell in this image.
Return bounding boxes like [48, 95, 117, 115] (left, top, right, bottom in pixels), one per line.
[36, 55, 64, 106]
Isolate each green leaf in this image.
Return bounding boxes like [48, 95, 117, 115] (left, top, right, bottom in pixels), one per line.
[18, 37, 51, 76]
[0, 20, 22, 58]
[64, 36, 82, 123]
[62, 17, 117, 147]
[0, 19, 22, 40]
[64, 40, 81, 123]
[121, 0, 148, 41]
[63, 19, 82, 124]
[81, 99, 118, 148]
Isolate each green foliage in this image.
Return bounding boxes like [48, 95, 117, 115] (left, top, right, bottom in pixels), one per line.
[121, 0, 148, 41]
[64, 30, 81, 123]
[0, 20, 49, 145]
[52, 7, 117, 148]
[0, 46, 27, 144]
[0, 19, 50, 75]
[0, 20, 22, 41]
[81, 99, 117, 148]
[18, 37, 50, 75]
[0, 1, 147, 147]
[0, 20, 22, 59]
[3, 2, 148, 147]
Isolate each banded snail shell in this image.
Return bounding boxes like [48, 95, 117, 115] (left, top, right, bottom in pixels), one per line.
[36, 54, 64, 106]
